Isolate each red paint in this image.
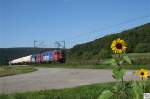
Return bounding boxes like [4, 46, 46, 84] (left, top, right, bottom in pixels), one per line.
[53, 51, 61, 61]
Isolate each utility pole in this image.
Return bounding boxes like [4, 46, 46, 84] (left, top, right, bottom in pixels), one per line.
[33, 40, 37, 48]
[63, 40, 65, 49]
[54, 40, 65, 49]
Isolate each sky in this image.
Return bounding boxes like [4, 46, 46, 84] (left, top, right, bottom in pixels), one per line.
[0, 0, 150, 48]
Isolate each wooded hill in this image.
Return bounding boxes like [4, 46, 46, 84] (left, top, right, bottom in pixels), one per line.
[67, 23, 150, 61]
[0, 23, 150, 65]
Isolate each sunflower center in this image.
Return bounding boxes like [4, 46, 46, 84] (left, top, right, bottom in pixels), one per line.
[116, 43, 122, 49]
[140, 72, 144, 75]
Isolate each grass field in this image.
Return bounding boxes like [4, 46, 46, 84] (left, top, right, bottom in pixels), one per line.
[0, 81, 150, 99]
[0, 66, 37, 77]
[32, 63, 150, 70]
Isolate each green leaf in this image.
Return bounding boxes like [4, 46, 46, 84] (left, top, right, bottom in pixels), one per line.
[98, 90, 113, 99]
[131, 81, 143, 99]
[104, 59, 117, 66]
[112, 68, 126, 80]
[112, 86, 118, 93]
[119, 60, 124, 65]
[123, 55, 132, 64]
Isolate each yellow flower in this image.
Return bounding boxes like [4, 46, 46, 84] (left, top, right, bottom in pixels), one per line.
[111, 38, 127, 54]
[136, 69, 149, 79]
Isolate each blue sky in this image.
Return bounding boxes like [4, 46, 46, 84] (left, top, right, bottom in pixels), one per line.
[0, 0, 150, 48]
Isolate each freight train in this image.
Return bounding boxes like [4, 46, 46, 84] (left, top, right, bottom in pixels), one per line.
[9, 50, 65, 65]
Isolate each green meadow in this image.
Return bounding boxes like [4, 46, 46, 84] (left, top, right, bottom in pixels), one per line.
[0, 81, 150, 99]
[0, 66, 37, 77]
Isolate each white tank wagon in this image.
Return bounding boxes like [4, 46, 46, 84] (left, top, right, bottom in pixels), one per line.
[10, 55, 32, 65]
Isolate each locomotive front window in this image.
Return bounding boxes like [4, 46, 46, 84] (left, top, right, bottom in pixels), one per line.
[54, 51, 60, 55]
[57, 52, 60, 54]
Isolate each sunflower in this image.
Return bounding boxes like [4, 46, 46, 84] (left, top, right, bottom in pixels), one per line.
[111, 38, 127, 54]
[136, 69, 149, 79]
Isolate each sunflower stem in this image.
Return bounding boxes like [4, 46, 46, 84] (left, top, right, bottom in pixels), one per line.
[118, 53, 124, 91]
[143, 81, 145, 93]
[122, 76, 124, 83]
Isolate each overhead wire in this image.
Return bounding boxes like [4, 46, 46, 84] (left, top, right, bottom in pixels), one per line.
[64, 14, 150, 43]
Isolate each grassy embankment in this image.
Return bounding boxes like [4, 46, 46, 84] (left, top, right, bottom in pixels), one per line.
[32, 63, 150, 70]
[32, 53, 150, 70]
[0, 66, 37, 77]
[0, 81, 150, 99]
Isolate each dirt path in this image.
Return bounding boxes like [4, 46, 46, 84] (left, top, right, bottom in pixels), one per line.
[0, 67, 139, 93]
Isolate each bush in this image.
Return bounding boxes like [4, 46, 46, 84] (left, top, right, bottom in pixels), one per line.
[134, 43, 148, 53]
[132, 58, 150, 65]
